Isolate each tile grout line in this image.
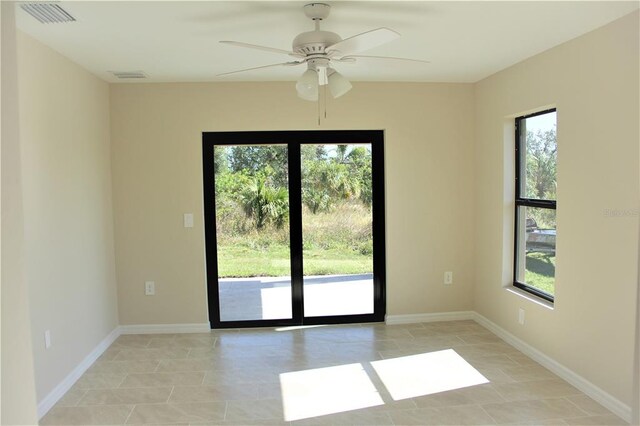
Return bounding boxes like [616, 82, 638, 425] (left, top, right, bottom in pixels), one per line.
[166, 385, 176, 404]
[72, 389, 88, 407]
[116, 373, 128, 389]
[386, 410, 397, 426]
[477, 402, 501, 425]
[122, 404, 136, 425]
[74, 389, 89, 407]
[561, 396, 598, 418]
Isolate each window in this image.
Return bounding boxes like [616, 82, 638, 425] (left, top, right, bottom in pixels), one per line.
[514, 109, 557, 302]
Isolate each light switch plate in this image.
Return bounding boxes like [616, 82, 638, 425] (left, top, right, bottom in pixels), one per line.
[184, 213, 194, 228]
[145, 281, 155, 296]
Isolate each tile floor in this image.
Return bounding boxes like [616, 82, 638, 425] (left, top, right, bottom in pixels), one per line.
[40, 320, 628, 425]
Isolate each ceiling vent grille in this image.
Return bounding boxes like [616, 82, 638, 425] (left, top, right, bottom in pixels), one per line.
[20, 3, 75, 24]
[110, 71, 148, 80]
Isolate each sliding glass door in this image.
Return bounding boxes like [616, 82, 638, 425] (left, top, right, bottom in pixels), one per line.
[202, 131, 385, 328]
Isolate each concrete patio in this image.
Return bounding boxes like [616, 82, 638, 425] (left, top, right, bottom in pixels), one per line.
[218, 273, 374, 321]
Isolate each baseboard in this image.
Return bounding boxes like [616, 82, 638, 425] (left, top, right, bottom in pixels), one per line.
[385, 311, 475, 325]
[473, 312, 632, 423]
[37, 326, 121, 419]
[119, 323, 211, 334]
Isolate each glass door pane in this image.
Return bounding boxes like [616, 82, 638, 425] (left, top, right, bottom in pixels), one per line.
[214, 145, 293, 321]
[301, 144, 374, 317]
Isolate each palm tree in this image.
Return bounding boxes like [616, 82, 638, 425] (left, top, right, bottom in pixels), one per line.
[335, 144, 348, 163]
[240, 176, 288, 229]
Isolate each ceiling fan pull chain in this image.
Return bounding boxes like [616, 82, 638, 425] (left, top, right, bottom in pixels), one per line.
[317, 92, 321, 126]
[324, 84, 327, 119]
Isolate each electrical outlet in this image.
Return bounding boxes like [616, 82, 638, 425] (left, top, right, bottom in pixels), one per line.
[444, 271, 453, 285]
[518, 308, 525, 325]
[145, 281, 155, 296]
[44, 330, 52, 349]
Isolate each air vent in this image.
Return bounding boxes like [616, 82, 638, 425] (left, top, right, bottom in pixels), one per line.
[20, 3, 75, 24]
[110, 71, 148, 80]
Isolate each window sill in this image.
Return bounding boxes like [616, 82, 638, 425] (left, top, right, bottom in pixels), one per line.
[505, 286, 554, 310]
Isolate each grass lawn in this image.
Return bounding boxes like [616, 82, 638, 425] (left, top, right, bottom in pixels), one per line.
[217, 243, 372, 277]
[525, 251, 555, 296]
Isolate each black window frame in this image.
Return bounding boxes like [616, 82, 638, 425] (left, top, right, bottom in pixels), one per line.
[513, 108, 557, 303]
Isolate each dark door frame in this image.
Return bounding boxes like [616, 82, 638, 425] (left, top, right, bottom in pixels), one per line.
[202, 130, 386, 329]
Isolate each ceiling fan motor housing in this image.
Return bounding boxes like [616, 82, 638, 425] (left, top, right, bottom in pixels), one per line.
[303, 3, 331, 20]
[293, 30, 342, 56]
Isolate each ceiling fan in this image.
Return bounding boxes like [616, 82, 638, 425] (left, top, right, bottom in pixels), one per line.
[218, 2, 429, 101]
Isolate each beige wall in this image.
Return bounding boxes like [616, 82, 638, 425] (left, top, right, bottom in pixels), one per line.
[109, 82, 476, 325]
[1, 3, 39, 424]
[474, 11, 639, 407]
[17, 32, 119, 401]
[9, 4, 637, 420]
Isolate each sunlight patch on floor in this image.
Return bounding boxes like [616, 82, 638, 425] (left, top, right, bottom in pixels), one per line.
[371, 349, 489, 400]
[280, 363, 384, 421]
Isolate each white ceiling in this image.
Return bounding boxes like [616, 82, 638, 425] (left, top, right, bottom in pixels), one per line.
[15, 1, 639, 83]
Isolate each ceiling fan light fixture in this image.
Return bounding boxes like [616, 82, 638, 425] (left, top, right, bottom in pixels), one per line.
[296, 68, 318, 101]
[328, 70, 352, 98]
[297, 88, 319, 101]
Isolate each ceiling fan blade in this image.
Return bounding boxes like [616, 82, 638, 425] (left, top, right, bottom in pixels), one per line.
[220, 41, 304, 58]
[217, 61, 303, 77]
[332, 57, 357, 63]
[326, 28, 400, 56]
[340, 55, 430, 64]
